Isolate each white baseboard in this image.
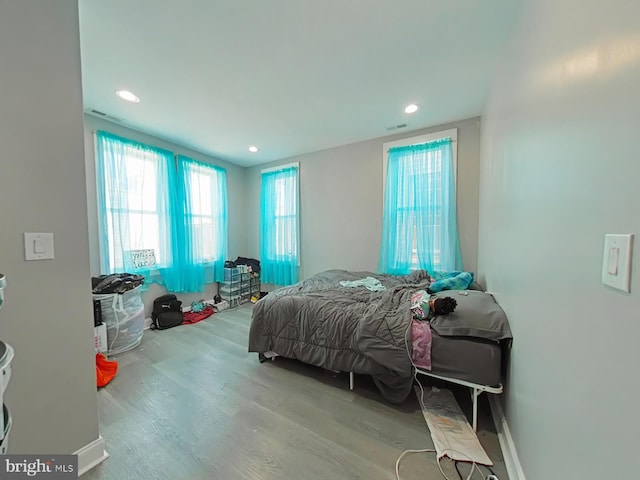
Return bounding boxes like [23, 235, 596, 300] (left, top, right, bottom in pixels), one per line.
[488, 395, 526, 480]
[75, 435, 109, 476]
[144, 317, 152, 330]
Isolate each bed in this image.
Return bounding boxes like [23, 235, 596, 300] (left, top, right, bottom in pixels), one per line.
[248, 269, 512, 428]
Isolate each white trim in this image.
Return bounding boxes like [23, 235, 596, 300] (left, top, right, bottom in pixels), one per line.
[261, 162, 299, 174]
[383, 128, 458, 150]
[144, 316, 153, 330]
[75, 435, 109, 476]
[488, 395, 527, 480]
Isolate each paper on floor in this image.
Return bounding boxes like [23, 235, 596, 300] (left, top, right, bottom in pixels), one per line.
[416, 386, 493, 466]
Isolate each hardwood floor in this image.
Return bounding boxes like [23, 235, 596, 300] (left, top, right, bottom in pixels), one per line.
[83, 303, 509, 480]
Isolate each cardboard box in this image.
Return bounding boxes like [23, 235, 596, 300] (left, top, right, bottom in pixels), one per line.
[94, 324, 107, 353]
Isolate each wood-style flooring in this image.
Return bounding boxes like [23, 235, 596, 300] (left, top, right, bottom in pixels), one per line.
[82, 303, 509, 480]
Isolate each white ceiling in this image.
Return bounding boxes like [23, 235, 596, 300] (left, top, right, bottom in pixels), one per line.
[79, 0, 523, 167]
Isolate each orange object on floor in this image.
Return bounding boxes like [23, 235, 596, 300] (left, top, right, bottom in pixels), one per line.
[96, 352, 118, 387]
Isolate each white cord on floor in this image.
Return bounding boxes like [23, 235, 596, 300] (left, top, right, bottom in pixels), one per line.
[395, 449, 435, 479]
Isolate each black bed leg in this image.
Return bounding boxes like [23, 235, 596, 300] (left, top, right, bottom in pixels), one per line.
[258, 353, 267, 363]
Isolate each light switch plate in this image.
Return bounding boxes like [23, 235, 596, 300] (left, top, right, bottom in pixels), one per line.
[24, 233, 55, 261]
[601, 234, 633, 292]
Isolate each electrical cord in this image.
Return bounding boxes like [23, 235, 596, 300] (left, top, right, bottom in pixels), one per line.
[477, 464, 500, 480]
[395, 449, 436, 479]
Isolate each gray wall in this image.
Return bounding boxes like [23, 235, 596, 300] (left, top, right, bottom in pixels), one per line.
[84, 115, 247, 314]
[478, 0, 639, 478]
[245, 117, 481, 283]
[0, 1, 99, 453]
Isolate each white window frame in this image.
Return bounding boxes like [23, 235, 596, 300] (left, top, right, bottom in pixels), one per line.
[184, 162, 225, 266]
[261, 162, 301, 266]
[381, 128, 457, 270]
[95, 133, 169, 274]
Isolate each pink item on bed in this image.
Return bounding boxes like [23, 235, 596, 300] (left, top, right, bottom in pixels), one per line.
[411, 319, 432, 370]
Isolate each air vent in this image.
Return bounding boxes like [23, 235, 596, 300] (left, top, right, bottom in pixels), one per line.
[86, 109, 124, 123]
[387, 123, 407, 131]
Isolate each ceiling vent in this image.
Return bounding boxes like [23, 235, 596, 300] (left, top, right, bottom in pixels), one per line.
[387, 123, 407, 131]
[86, 109, 124, 123]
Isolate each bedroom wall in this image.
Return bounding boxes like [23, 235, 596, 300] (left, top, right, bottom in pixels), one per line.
[478, 0, 640, 478]
[83, 115, 247, 314]
[0, 1, 99, 453]
[245, 117, 481, 284]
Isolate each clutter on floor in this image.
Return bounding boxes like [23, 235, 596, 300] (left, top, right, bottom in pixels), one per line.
[182, 305, 214, 324]
[96, 353, 118, 387]
[92, 273, 145, 355]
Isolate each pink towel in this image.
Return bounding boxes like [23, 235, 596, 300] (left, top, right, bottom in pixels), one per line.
[411, 319, 432, 370]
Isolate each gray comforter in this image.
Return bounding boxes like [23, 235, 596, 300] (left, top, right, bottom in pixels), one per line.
[248, 269, 432, 403]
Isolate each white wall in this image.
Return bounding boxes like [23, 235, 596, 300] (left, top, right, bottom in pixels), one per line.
[83, 115, 247, 314]
[245, 117, 481, 283]
[0, 1, 99, 453]
[478, 0, 640, 478]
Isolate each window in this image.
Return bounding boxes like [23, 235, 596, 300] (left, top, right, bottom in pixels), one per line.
[401, 148, 443, 269]
[95, 132, 228, 293]
[378, 130, 462, 274]
[96, 131, 175, 273]
[178, 156, 227, 270]
[274, 176, 298, 258]
[260, 164, 299, 286]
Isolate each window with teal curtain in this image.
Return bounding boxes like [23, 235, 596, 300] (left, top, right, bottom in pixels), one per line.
[260, 165, 299, 286]
[95, 131, 181, 290]
[176, 156, 228, 289]
[95, 132, 230, 293]
[378, 137, 462, 275]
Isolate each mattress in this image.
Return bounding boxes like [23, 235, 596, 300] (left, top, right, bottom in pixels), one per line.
[429, 331, 502, 387]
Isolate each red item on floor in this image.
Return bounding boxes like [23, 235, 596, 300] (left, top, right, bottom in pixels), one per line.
[182, 306, 214, 324]
[96, 353, 118, 387]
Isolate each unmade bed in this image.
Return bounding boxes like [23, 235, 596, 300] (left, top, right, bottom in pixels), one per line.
[248, 269, 512, 425]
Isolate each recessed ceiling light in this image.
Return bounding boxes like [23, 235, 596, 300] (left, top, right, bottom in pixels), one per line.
[249, 146, 259, 153]
[404, 103, 419, 114]
[115, 90, 140, 103]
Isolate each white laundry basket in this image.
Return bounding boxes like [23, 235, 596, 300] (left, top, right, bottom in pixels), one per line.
[93, 286, 145, 356]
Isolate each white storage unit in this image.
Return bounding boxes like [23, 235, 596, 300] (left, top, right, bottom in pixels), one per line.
[0, 401, 11, 453]
[0, 274, 14, 452]
[93, 286, 145, 356]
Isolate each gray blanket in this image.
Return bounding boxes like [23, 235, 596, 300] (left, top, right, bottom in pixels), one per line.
[248, 269, 431, 403]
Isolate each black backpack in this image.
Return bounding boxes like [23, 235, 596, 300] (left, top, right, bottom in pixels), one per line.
[151, 294, 183, 330]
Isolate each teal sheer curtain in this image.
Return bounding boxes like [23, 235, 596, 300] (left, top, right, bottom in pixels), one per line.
[260, 166, 299, 285]
[177, 156, 228, 290]
[95, 131, 181, 290]
[378, 138, 462, 275]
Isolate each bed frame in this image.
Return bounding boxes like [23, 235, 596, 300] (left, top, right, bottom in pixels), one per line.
[348, 369, 502, 431]
[262, 352, 501, 431]
[412, 369, 502, 431]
